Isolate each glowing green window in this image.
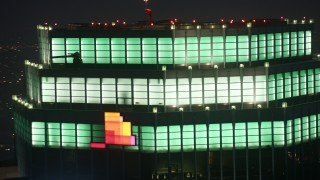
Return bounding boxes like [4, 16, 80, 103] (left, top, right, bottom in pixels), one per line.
[212, 36, 224, 63]
[298, 31, 305, 56]
[96, 38, 110, 64]
[284, 72, 292, 98]
[300, 70, 307, 95]
[221, 123, 233, 149]
[141, 126, 155, 151]
[142, 38, 157, 64]
[290, 32, 297, 56]
[261, 122, 272, 146]
[294, 118, 301, 144]
[267, 34, 274, 59]
[302, 116, 309, 142]
[183, 125, 194, 150]
[199, 37, 211, 63]
[276, 73, 284, 99]
[169, 125, 181, 151]
[51, 38, 66, 63]
[158, 38, 173, 64]
[268, 75, 276, 101]
[305, 30, 312, 55]
[282, 32, 290, 57]
[156, 126, 168, 151]
[127, 38, 141, 64]
[61, 123, 76, 148]
[225, 36, 237, 62]
[248, 122, 259, 148]
[250, 35, 258, 61]
[238, 35, 249, 62]
[286, 120, 292, 145]
[292, 71, 299, 97]
[41, 77, 55, 103]
[66, 38, 80, 63]
[275, 33, 282, 58]
[307, 69, 314, 94]
[47, 122, 60, 147]
[273, 121, 284, 146]
[77, 124, 91, 148]
[186, 37, 198, 64]
[111, 38, 125, 64]
[258, 34, 266, 60]
[234, 123, 246, 149]
[315, 68, 320, 93]
[309, 115, 317, 140]
[209, 124, 220, 149]
[174, 37, 186, 64]
[32, 122, 45, 147]
[195, 124, 207, 149]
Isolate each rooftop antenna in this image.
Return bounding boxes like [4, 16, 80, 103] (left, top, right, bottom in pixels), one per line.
[144, 0, 153, 26]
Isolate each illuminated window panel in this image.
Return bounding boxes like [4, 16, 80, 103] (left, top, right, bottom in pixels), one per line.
[61, 123, 76, 148]
[165, 79, 177, 106]
[111, 38, 125, 64]
[290, 32, 297, 57]
[307, 69, 314, 94]
[317, 114, 320, 137]
[86, 78, 100, 104]
[305, 30, 312, 55]
[141, 126, 155, 151]
[286, 120, 293, 145]
[199, 37, 211, 63]
[96, 38, 110, 64]
[212, 36, 224, 63]
[217, 77, 228, 103]
[300, 70, 307, 95]
[243, 76, 254, 102]
[238, 35, 249, 62]
[41, 77, 55, 102]
[273, 121, 284, 146]
[234, 123, 246, 149]
[142, 38, 157, 64]
[260, 122, 272, 146]
[66, 38, 80, 63]
[204, 77, 215, 104]
[276, 73, 284, 99]
[71, 78, 85, 103]
[208, 124, 220, 149]
[158, 38, 173, 64]
[302, 116, 309, 142]
[127, 38, 141, 64]
[269, 75, 277, 101]
[191, 78, 203, 105]
[133, 79, 148, 105]
[102, 78, 116, 104]
[293, 118, 302, 144]
[250, 35, 258, 61]
[156, 126, 168, 151]
[174, 37, 186, 64]
[292, 71, 299, 97]
[149, 79, 164, 105]
[51, 38, 66, 63]
[169, 125, 181, 151]
[77, 124, 91, 148]
[222, 123, 233, 149]
[225, 36, 237, 62]
[267, 33, 274, 59]
[186, 37, 198, 64]
[178, 78, 190, 105]
[47, 123, 61, 147]
[248, 122, 259, 148]
[229, 76, 241, 103]
[258, 34, 266, 60]
[282, 32, 290, 58]
[32, 122, 45, 147]
[195, 124, 207, 149]
[275, 33, 282, 58]
[81, 38, 95, 63]
[117, 78, 132, 105]
[255, 75, 267, 102]
[92, 124, 105, 143]
[315, 69, 320, 93]
[298, 31, 305, 56]
[284, 72, 292, 98]
[309, 115, 317, 140]
[183, 125, 194, 150]
[56, 77, 70, 103]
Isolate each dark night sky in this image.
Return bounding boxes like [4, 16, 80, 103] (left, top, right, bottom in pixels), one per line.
[1, 0, 319, 44]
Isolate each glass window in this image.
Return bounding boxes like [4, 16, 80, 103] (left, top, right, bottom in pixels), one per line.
[178, 78, 189, 105]
[96, 38, 110, 64]
[225, 36, 237, 62]
[56, 77, 70, 103]
[66, 38, 80, 63]
[238, 35, 249, 62]
[174, 37, 186, 64]
[142, 38, 157, 64]
[250, 35, 258, 61]
[42, 77, 55, 102]
[158, 38, 173, 64]
[111, 38, 125, 64]
[102, 78, 116, 104]
[212, 36, 224, 63]
[86, 78, 101, 104]
[149, 79, 164, 105]
[117, 78, 132, 105]
[204, 77, 215, 104]
[133, 79, 148, 105]
[51, 38, 66, 63]
[127, 38, 141, 64]
[71, 78, 85, 103]
[186, 37, 198, 64]
[199, 37, 211, 63]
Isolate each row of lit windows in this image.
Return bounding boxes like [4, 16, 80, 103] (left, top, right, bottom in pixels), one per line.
[50, 31, 311, 64]
[30, 114, 320, 152]
[269, 68, 320, 100]
[41, 76, 267, 105]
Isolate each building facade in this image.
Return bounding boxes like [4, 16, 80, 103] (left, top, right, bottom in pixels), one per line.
[13, 18, 320, 179]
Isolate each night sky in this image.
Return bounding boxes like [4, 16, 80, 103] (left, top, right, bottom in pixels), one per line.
[1, 0, 319, 44]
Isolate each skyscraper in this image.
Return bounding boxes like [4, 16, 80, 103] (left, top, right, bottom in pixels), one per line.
[13, 18, 320, 179]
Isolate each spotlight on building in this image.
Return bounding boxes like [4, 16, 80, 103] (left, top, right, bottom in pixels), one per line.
[205, 106, 210, 111]
[282, 102, 288, 108]
[257, 104, 262, 109]
[179, 107, 184, 112]
[153, 107, 157, 113]
[264, 62, 269, 68]
[214, 65, 218, 69]
[231, 105, 236, 110]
